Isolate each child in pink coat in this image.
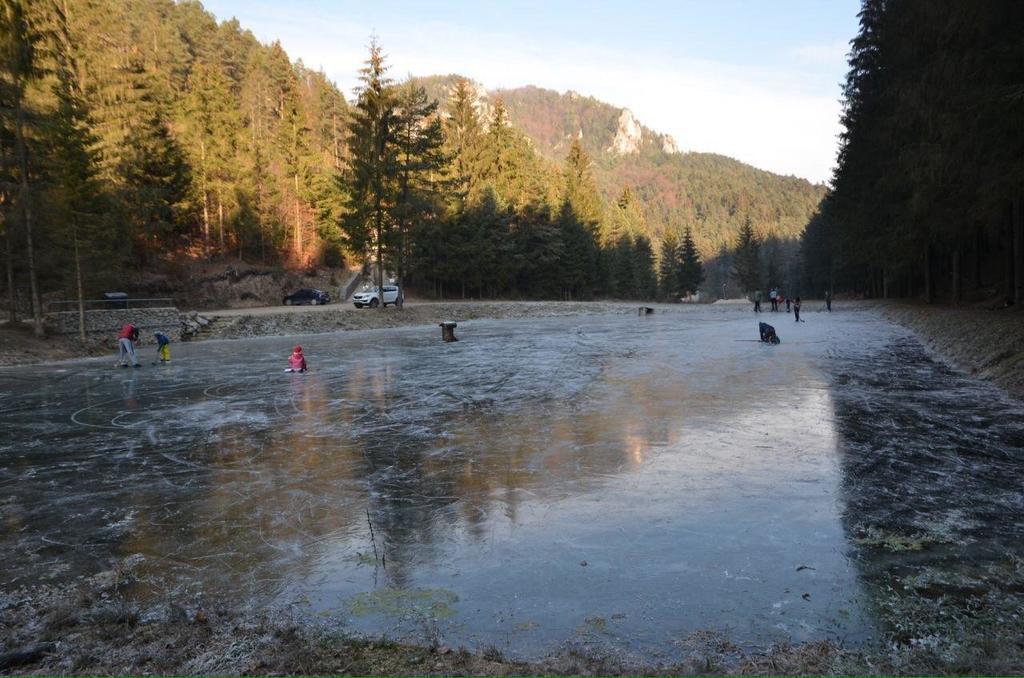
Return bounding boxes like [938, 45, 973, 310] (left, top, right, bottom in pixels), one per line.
[286, 345, 308, 373]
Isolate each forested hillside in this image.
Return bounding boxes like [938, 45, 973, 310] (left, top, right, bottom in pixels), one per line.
[417, 75, 827, 257]
[802, 0, 1024, 304]
[0, 0, 348, 333]
[2, 0, 826, 338]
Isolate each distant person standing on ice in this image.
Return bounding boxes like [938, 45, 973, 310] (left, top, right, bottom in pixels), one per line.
[117, 323, 140, 367]
[825, 289, 833, 312]
[793, 297, 802, 322]
[785, 296, 792, 312]
[753, 289, 763, 313]
[286, 345, 307, 373]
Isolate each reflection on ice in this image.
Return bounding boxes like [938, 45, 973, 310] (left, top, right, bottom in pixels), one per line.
[1, 307, 1021, 660]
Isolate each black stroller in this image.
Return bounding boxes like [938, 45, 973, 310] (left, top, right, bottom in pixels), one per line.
[759, 322, 780, 344]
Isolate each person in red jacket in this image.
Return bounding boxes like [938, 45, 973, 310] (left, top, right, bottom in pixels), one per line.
[286, 345, 307, 373]
[117, 323, 140, 367]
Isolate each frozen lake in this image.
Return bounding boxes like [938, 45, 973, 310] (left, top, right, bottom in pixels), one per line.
[1, 305, 1022, 661]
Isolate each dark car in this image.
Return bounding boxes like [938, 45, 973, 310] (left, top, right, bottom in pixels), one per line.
[283, 288, 330, 306]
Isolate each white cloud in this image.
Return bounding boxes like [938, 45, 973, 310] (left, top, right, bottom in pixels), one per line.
[215, 3, 842, 183]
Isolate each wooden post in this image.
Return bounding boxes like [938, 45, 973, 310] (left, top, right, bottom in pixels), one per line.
[440, 321, 458, 342]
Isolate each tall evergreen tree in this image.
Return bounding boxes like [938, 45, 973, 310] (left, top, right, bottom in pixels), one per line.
[678, 227, 704, 296]
[658, 230, 680, 300]
[443, 78, 481, 204]
[339, 39, 396, 307]
[117, 111, 190, 262]
[47, 2, 111, 339]
[392, 79, 446, 306]
[632, 235, 657, 300]
[557, 140, 600, 298]
[181, 59, 240, 255]
[0, 0, 46, 335]
[562, 138, 602, 228]
[731, 216, 761, 294]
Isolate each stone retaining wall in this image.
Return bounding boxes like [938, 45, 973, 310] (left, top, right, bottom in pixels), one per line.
[47, 307, 181, 336]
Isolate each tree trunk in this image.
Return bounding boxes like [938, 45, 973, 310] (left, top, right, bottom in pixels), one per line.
[218, 192, 224, 251]
[882, 265, 889, 299]
[924, 242, 934, 304]
[15, 102, 43, 337]
[973, 227, 982, 291]
[374, 197, 384, 311]
[200, 141, 209, 254]
[294, 174, 301, 260]
[73, 225, 86, 342]
[1014, 197, 1023, 306]
[4, 224, 15, 324]
[1006, 207, 1015, 301]
[0, 124, 12, 323]
[257, 171, 265, 263]
[951, 247, 961, 304]
[331, 111, 341, 170]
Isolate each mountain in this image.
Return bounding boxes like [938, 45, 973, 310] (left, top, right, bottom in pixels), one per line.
[416, 75, 826, 256]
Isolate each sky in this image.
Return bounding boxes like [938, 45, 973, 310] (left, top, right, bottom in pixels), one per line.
[201, 0, 861, 184]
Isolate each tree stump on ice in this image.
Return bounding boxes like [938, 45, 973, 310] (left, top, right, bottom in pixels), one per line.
[638, 306, 654, 316]
[440, 321, 458, 342]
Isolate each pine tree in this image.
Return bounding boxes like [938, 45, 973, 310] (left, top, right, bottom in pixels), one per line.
[558, 140, 601, 298]
[0, 0, 46, 335]
[731, 216, 761, 294]
[474, 98, 547, 210]
[606, 185, 645, 244]
[658, 230, 681, 300]
[474, 99, 515, 205]
[339, 39, 397, 307]
[562, 138, 602, 228]
[47, 2, 112, 339]
[632, 235, 657, 300]
[443, 78, 481, 204]
[119, 113, 191, 261]
[763, 236, 782, 292]
[181, 59, 240, 255]
[556, 200, 596, 300]
[610, 234, 635, 298]
[678, 227, 704, 296]
[392, 79, 446, 306]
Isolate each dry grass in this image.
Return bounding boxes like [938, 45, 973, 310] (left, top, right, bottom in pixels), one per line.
[879, 300, 1024, 399]
[5, 568, 1024, 676]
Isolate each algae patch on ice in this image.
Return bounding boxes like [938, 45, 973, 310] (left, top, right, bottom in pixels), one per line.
[346, 587, 459, 620]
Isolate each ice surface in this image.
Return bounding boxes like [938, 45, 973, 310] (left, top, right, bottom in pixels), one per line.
[1, 306, 1021, 660]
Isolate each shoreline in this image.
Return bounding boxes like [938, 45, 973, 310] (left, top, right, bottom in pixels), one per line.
[876, 300, 1024, 400]
[0, 301, 671, 368]
[2, 300, 1019, 402]
[2, 300, 1021, 402]
[3, 570, 1020, 676]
